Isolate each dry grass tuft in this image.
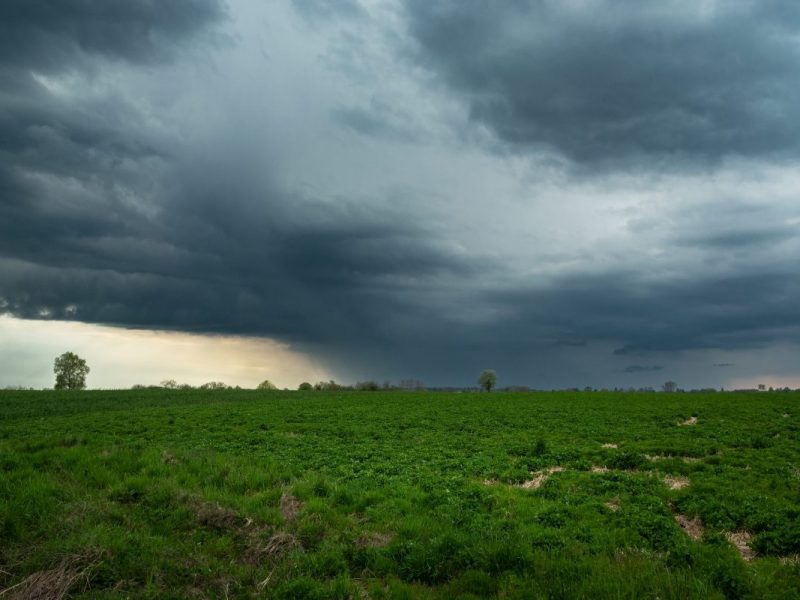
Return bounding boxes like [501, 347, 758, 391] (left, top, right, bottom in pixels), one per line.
[675, 515, 704, 540]
[196, 502, 242, 531]
[280, 493, 302, 522]
[664, 475, 690, 490]
[646, 454, 701, 463]
[264, 532, 300, 558]
[601, 443, 618, 449]
[591, 465, 609, 473]
[355, 532, 394, 549]
[605, 496, 621, 512]
[2, 553, 99, 600]
[243, 532, 299, 565]
[518, 467, 563, 490]
[726, 531, 756, 562]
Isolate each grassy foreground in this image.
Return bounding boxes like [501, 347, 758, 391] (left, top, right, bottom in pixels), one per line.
[1, 390, 799, 599]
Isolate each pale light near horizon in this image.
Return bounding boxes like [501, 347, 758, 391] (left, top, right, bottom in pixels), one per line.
[0, 315, 331, 390]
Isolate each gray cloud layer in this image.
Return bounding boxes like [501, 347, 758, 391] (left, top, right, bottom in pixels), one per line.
[1, 0, 799, 387]
[406, 0, 800, 164]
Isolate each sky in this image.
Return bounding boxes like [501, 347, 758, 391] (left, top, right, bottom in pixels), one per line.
[1, 0, 799, 390]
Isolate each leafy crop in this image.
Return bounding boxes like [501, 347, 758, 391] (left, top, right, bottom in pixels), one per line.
[1, 390, 798, 598]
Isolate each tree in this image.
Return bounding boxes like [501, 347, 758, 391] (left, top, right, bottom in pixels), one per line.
[199, 381, 228, 390]
[355, 380, 380, 391]
[478, 369, 497, 392]
[314, 380, 344, 391]
[662, 381, 677, 393]
[54, 351, 90, 390]
[298, 382, 313, 391]
[257, 379, 277, 391]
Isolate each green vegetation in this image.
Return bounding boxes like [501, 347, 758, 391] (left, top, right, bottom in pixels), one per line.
[1, 390, 798, 599]
[478, 370, 497, 393]
[53, 351, 90, 390]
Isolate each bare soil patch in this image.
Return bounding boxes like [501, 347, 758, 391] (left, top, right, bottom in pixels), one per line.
[518, 466, 563, 490]
[646, 454, 701, 463]
[280, 493, 302, 522]
[675, 515, 704, 540]
[664, 475, 690, 490]
[726, 531, 755, 562]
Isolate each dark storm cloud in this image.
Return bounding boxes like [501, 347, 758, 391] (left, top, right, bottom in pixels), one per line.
[0, 0, 225, 304]
[624, 365, 664, 374]
[2, 0, 800, 387]
[404, 0, 800, 163]
[0, 0, 487, 383]
[493, 268, 800, 358]
[0, 0, 226, 70]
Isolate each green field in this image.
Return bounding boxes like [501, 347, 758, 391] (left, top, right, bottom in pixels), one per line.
[1, 390, 799, 599]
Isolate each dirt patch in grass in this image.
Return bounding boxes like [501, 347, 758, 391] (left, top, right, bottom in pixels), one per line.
[355, 532, 394, 549]
[280, 493, 302, 522]
[605, 497, 621, 512]
[518, 467, 564, 490]
[601, 443, 618, 449]
[675, 515, 704, 540]
[2, 552, 99, 600]
[726, 531, 755, 562]
[679, 416, 698, 426]
[646, 454, 701, 463]
[664, 475, 690, 490]
[591, 465, 609, 473]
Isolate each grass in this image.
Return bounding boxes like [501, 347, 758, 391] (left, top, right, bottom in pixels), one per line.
[1, 389, 799, 598]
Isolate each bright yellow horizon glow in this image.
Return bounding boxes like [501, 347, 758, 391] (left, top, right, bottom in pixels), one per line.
[0, 315, 331, 389]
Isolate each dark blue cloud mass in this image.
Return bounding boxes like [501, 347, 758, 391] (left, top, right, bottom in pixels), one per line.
[405, 0, 800, 165]
[0, 0, 799, 387]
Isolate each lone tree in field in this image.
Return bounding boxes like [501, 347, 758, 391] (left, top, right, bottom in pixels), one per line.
[478, 369, 497, 392]
[298, 382, 313, 391]
[54, 351, 90, 390]
[257, 380, 277, 390]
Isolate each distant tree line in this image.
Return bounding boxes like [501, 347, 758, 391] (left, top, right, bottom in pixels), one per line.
[34, 352, 800, 394]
